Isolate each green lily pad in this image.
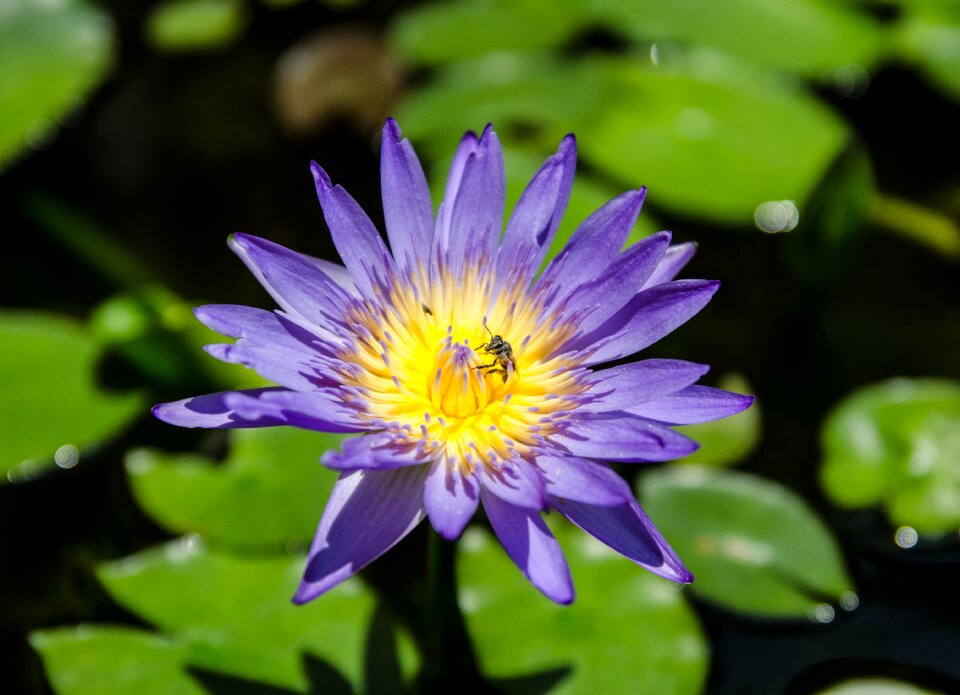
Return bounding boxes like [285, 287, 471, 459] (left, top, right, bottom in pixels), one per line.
[676, 373, 761, 467]
[127, 428, 344, 553]
[457, 526, 708, 694]
[146, 0, 248, 52]
[391, 0, 886, 77]
[820, 378, 960, 534]
[0, 0, 114, 169]
[0, 312, 144, 483]
[400, 53, 602, 154]
[391, 0, 582, 65]
[398, 51, 848, 224]
[585, 0, 885, 77]
[96, 541, 418, 692]
[640, 466, 855, 618]
[576, 53, 848, 223]
[30, 626, 205, 695]
[895, 6, 960, 101]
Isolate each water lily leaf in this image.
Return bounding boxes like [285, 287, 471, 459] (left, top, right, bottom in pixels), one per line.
[30, 626, 205, 695]
[391, 0, 885, 76]
[585, 0, 885, 77]
[97, 541, 418, 692]
[820, 378, 960, 534]
[391, 0, 582, 65]
[146, 0, 248, 52]
[676, 373, 761, 467]
[0, 312, 144, 483]
[640, 466, 855, 618]
[457, 526, 708, 694]
[0, 0, 114, 169]
[895, 7, 960, 101]
[399, 51, 848, 224]
[399, 53, 602, 152]
[127, 428, 344, 553]
[576, 53, 849, 223]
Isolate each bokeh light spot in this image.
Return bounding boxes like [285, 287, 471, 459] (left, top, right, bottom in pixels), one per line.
[755, 200, 799, 233]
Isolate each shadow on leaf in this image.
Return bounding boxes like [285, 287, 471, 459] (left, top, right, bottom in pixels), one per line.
[489, 665, 572, 695]
[189, 654, 353, 695]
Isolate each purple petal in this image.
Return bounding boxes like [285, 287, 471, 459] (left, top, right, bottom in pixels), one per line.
[203, 341, 337, 393]
[321, 434, 428, 470]
[436, 130, 479, 248]
[559, 231, 671, 335]
[446, 125, 505, 265]
[304, 256, 360, 297]
[294, 466, 428, 603]
[196, 303, 342, 352]
[581, 359, 710, 412]
[537, 454, 632, 506]
[627, 386, 755, 424]
[555, 497, 692, 583]
[570, 279, 720, 366]
[538, 187, 646, 303]
[423, 460, 480, 540]
[381, 118, 434, 271]
[643, 241, 697, 288]
[496, 135, 577, 285]
[228, 234, 351, 329]
[553, 415, 698, 462]
[153, 388, 364, 432]
[481, 490, 574, 604]
[311, 162, 395, 298]
[480, 460, 546, 509]
[195, 305, 342, 391]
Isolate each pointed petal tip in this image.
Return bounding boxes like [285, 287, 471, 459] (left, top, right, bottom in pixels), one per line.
[655, 562, 694, 584]
[310, 161, 331, 189]
[228, 232, 259, 253]
[735, 393, 757, 414]
[290, 587, 314, 605]
[549, 584, 575, 605]
[382, 117, 404, 146]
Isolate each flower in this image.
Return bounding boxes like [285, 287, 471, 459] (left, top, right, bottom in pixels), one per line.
[154, 119, 753, 604]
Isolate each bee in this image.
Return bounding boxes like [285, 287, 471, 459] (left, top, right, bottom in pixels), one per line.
[474, 322, 518, 382]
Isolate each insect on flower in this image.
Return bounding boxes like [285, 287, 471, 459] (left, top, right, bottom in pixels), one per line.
[474, 321, 517, 382]
[154, 118, 753, 604]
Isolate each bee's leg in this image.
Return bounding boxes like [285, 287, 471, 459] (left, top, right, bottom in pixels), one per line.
[473, 361, 498, 372]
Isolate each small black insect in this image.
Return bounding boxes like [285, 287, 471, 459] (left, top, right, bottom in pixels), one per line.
[474, 322, 518, 382]
[421, 304, 433, 316]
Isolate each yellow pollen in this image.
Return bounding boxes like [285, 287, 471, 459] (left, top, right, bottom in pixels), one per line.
[336, 260, 586, 471]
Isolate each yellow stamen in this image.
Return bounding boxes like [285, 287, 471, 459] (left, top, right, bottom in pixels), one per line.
[336, 260, 586, 471]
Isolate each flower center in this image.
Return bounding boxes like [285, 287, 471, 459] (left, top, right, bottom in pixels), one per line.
[334, 262, 588, 469]
[429, 338, 506, 418]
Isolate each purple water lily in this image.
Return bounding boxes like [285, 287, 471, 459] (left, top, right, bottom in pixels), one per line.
[154, 119, 752, 604]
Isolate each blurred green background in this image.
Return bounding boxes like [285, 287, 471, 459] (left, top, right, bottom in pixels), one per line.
[2, 0, 960, 693]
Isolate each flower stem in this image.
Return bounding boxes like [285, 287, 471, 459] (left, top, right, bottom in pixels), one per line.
[420, 532, 481, 690]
